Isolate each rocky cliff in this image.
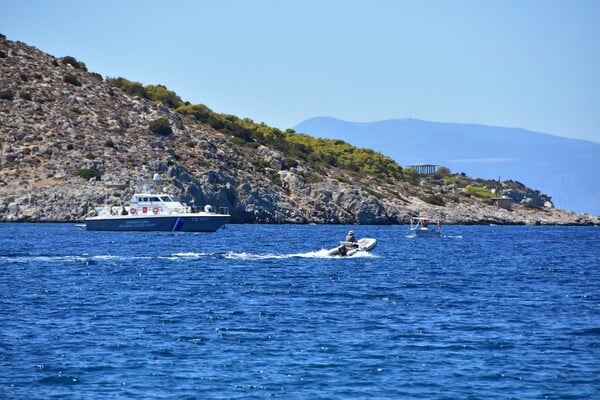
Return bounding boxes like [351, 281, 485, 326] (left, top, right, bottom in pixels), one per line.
[1, 35, 598, 225]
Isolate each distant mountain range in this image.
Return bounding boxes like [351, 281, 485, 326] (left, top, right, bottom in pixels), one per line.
[294, 117, 600, 216]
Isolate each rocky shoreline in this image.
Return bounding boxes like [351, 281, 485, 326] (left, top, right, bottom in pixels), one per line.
[1, 166, 598, 226]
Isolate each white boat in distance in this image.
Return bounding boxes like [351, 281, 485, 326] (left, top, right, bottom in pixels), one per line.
[85, 192, 230, 232]
[409, 217, 442, 237]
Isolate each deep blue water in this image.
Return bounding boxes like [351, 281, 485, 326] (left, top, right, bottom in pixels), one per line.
[1, 223, 599, 399]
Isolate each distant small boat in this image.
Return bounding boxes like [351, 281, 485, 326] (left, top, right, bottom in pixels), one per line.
[409, 217, 442, 237]
[85, 192, 229, 232]
[327, 238, 377, 256]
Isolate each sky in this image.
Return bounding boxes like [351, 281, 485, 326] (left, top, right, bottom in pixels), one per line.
[2, 0, 599, 143]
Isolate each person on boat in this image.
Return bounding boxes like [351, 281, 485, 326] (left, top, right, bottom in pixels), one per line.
[121, 206, 128, 215]
[422, 219, 429, 228]
[344, 230, 358, 246]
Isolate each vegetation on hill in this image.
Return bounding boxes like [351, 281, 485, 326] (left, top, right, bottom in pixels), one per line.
[59, 56, 87, 71]
[104, 77, 546, 203]
[107, 78, 405, 181]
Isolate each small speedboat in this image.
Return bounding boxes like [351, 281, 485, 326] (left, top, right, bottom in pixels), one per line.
[327, 238, 377, 256]
[408, 217, 442, 237]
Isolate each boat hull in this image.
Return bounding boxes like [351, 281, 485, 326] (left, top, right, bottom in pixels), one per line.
[409, 228, 441, 237]
[85, 214, 229, 232]
[327, 238, 377, 256]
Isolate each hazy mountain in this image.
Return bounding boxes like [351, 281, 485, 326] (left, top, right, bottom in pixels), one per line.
[294, 117, 600, 216]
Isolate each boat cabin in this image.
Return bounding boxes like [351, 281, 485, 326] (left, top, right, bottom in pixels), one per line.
[409, 217, 442, 236]
[129, 193, 188, 215]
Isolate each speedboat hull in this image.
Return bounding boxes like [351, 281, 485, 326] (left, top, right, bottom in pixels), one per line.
[409, 217, 442, 237]
[409, 228, 441, 237]
[85, 214, 229, 232]
[327, 238, 377, 256]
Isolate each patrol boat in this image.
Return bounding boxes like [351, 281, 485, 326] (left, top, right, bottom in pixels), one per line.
[85, 192, 230, 232]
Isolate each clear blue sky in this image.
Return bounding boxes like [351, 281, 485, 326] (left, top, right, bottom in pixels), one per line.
[2, 0, 599, 143]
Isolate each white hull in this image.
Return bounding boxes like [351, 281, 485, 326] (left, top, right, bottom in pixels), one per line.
[409, 227, 441, 237]
[409, 217, 442, 237]
[327, 238, 377, 256]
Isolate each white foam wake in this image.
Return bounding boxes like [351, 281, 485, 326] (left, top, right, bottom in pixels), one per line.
[221, 249, 376, 260]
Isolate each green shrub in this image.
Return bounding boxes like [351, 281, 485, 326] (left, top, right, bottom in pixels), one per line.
[75, 168, 103, 180]
[268, 170, 282, 186]
[148, 117, 173, 136]
[145, 84, 183, 108]
[421, 194, 445, 206]
[402, 168, 420, 184]
[89, 72, 103, 81]
[63, 74, 81, 86]
[464, 185, 495, 199]
[433, 166, 451, 179]
[285, 158, 299, 169]
[175, 103, 211, 122]
[106, 77, 147, 98]
[60, 56, 87, 71]
[443, 175, 470, 187]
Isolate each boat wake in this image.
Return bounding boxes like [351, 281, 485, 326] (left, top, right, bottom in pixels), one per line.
[0, 249, 376, 265]
[405, 234, 463, 239]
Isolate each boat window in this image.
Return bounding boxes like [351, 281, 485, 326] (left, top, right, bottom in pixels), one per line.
[159, 196, 171, 202]
[150, 197, 160, 202]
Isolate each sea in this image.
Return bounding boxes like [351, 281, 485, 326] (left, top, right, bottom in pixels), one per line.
[1, 223, 599, 399]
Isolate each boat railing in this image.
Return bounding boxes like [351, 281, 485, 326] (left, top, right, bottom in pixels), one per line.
[410, 217, 443, 233]
[198, 205, 229, 215]
[98, 203, 229, 216]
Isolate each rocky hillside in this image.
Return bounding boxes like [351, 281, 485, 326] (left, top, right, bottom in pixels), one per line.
[1, 35, 598, 225]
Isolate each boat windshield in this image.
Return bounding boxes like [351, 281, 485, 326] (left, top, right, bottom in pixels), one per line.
[160, 196, 174, 202]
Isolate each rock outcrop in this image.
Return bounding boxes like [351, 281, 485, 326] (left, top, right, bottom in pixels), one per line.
[1, 35, 598, 225]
